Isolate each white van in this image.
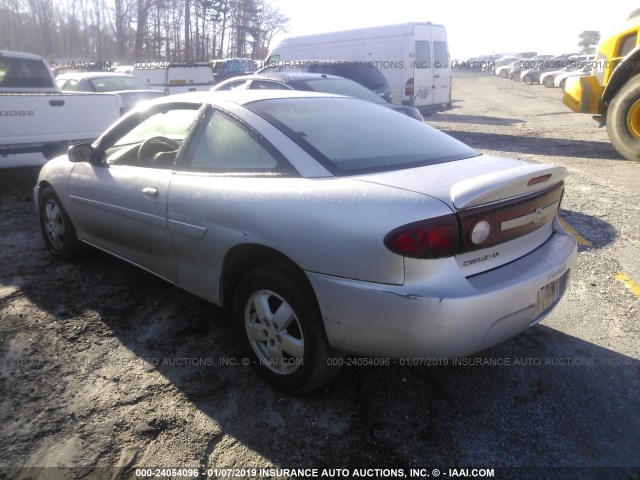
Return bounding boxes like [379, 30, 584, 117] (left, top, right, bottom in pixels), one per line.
[133, 61, 214, 95]
[265, 23, 452, 114]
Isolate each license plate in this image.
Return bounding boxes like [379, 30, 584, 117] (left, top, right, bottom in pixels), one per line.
[533, 278, 561, 318]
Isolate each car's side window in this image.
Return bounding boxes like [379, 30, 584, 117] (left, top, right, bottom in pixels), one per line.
[103, 107, 200, 168]
[184, 110, 292, 174]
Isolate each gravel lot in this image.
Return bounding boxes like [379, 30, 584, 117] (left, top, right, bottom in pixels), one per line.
[1, 71, 639, 480]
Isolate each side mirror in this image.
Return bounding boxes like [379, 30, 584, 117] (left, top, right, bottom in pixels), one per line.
[67, 143, 95, 163]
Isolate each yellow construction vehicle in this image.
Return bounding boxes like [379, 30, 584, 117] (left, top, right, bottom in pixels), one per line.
[563, 10, 640, 162]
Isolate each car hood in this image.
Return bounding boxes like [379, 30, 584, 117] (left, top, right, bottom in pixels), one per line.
[350, 154, 567, 210]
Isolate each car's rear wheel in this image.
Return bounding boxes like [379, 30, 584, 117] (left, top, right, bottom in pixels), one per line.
[499, 70, 509, 79]
[523, 74, 534, 85]
[543, 76, 555, 88]
[39, 186, 81, 259]
[233, 262, 340, 394]
[607, 74, 640, 162]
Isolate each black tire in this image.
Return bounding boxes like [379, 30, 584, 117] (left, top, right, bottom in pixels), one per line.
[499, 70, 509, 79]
[560, 78, 567, 90]
[543, 76, 555, 88]
[607, 74, 640, 162]
[233, 262, 340, 394]
[523, 75, 534, 85]
[38, 186, 81, 259]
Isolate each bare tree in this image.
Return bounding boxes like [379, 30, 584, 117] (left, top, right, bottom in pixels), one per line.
[134, 0, 154, 59]
[27, 0, 55, 55]
[0, 0, 287, 62]
[251, 0, 287, 59]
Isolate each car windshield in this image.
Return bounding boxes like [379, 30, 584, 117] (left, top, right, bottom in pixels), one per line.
[248, 97, 478, 175]
[114, 108, 199, 147]
[89, 76, 149, 91]
[300, 78, 386, 104]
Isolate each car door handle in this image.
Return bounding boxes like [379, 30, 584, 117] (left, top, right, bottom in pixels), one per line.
[142, 187, 159, 197]
[434, 74, 440, 79]
[49, 99, 65, 106]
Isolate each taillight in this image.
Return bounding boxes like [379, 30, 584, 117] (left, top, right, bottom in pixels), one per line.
[384, 214, 459, 259]
[385, 182, 566, 259]
[405, 78, 414, 96]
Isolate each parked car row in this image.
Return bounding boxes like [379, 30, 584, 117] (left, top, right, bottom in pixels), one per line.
[453, 52, 596, 89]
[52, 58, 259, 95]
[55, 58, 401, 107]
[1, 48, 420, 158]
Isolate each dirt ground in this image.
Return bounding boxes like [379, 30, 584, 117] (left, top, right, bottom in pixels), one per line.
[0, 71, 639, 480]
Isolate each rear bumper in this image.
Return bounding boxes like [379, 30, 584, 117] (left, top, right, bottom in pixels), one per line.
[308, 218, 577, 358]
[562, 75, 605, 115]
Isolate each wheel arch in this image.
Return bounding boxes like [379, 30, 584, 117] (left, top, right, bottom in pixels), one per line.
[603, 47, 640, 104]
[219, 243, 317, 309]
[37, 179, 53, 196]
[35, 180, 55, 212]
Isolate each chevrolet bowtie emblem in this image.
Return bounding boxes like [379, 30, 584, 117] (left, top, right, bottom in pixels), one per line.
[500, 202, 560, 231]
[533, 207, 544, 224]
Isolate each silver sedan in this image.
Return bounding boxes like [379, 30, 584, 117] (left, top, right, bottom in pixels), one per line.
[34, 90, 577, 393]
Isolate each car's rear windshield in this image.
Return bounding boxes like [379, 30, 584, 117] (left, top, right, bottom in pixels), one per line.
[247, 97, 478, 175]
[0, 57, 53, 88]
[299, 78, 386, 104]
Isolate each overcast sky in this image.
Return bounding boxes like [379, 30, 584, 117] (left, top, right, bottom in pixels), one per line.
[269, 0, 638, 58]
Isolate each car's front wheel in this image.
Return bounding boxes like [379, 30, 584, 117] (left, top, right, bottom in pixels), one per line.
[233, 262, 340, 394]
[39, 186, 81, 259]
[523, 74, 534, 85]
[543, 76, 555, 88]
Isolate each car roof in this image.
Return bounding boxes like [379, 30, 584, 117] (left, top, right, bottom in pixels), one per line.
[0, 50, 44, 61]
[55, 72, 137, 80]
[155, 89, 345, 107]
[223, 72, 344, 84]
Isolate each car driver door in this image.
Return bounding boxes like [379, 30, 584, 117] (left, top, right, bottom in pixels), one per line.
[65, 104, 201, 283]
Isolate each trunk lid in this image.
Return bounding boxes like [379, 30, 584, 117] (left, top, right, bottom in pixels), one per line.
[351, 154, 566, 209]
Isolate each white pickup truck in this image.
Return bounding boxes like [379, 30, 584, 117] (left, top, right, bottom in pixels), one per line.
[0, 50, 122, 158]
